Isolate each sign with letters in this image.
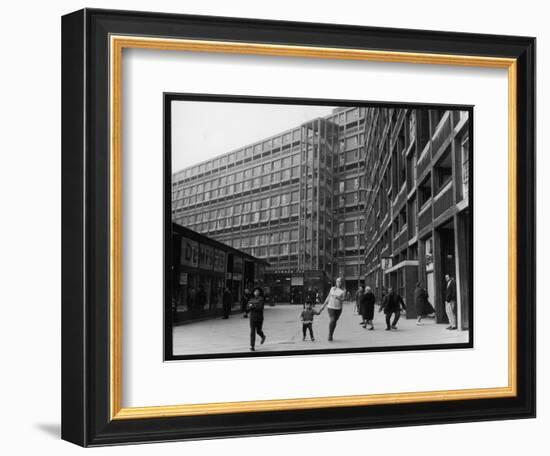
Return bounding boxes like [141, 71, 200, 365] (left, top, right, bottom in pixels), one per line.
[180, 237, 199, 268]
[199, 244, 213, 270]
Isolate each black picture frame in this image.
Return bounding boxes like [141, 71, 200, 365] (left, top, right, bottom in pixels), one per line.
[62, 8, 535, 447]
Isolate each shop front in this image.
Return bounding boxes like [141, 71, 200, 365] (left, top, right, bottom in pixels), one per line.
[264, 269, 329, 304]
[172, 223, 266, 323]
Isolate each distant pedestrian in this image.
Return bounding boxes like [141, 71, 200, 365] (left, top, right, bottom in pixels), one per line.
[188, 286, 196, 310]
[355, 286, 365, 315]
[305, 286, 317, 309]
[320, 277, 346, 341]
[360, 286, 376, 330]
[300, 302, 323, 341]
[379, 287, 406, 330]
[241, 288, 251, 318]
[222, 287, 233, 319]
[247, 287, 267, 351]
[414, 282, 434, 325]
[197, 286, 207, 309]
[445, 274, 458, 330]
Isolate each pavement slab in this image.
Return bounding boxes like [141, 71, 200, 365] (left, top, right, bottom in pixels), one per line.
[172, 302, 469, 357]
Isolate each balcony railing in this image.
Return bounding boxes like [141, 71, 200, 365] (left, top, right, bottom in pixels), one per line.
[418, 202, 432, 232]
[416, 141, 431, 178]
[433, 181, 454, 219]
[432, 112, 452, 155]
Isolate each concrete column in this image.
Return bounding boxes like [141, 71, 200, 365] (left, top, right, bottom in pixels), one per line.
[454, 212, 470, 330]
[433, 228, 446, 324]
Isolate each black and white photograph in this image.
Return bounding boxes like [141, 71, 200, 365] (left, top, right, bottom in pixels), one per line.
[165, 95, 473, 359]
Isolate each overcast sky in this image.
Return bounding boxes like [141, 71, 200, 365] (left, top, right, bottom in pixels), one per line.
[171, 101, 337, 172]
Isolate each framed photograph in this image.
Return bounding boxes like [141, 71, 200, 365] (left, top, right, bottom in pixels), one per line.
[164, 94, 474, 361]
[62, 8, 535, 446]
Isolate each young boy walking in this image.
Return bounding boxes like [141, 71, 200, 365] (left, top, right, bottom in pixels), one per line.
[300, 303, 322, 341]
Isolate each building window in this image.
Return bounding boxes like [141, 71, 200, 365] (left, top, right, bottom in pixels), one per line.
[418, 173, 432, 208]
[434, 146, 453, 193]
[399, 207, 407, 231]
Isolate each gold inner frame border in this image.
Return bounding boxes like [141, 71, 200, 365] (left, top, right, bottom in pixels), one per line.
[109, 35, 518, 420]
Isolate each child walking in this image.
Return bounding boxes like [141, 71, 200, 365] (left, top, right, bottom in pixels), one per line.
[300, 303, 322, 341]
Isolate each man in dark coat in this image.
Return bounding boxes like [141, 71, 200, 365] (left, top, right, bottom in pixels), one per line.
[222, 287, 233, 319]
[247, 287, 267, 351]
[445, 274, 457, 330]
[379, 287, 406, 330]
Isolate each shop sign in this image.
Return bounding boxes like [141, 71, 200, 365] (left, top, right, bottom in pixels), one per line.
[181, 237, 199, 267]
[291, 276, 304, 286]
[179, 272, 188, 285]
[199, 244, 213, 270]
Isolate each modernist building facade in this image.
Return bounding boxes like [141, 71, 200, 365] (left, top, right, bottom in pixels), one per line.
[362, 107, 471, 329]
[172, 107, 369, 301]
[172, 105, 470, 325]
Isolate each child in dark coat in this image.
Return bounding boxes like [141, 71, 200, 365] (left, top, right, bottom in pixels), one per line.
[300, 303, 323, 341]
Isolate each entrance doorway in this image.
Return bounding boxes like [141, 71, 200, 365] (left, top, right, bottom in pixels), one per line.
[437, 221, 456, 324]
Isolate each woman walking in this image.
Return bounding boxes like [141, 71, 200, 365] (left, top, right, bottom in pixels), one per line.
[414, 282, 434, 325]
[320, 277, 346, 341]
[360, 286, 376, 330]
[247, 287, 267, 351]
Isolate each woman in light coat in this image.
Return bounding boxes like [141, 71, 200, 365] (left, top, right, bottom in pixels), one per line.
[320, 277, 347, 341]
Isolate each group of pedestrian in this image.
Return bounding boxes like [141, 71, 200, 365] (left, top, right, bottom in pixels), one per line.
[237, 273, 459, 352]
[355, 286, 376, 330]
[355, 285, 405, 330]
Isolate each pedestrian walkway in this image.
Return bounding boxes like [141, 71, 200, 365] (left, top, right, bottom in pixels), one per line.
[172, 302, 469, 356]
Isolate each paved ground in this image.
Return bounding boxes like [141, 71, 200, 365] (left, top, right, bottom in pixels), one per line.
[172, 302, 469, 356]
